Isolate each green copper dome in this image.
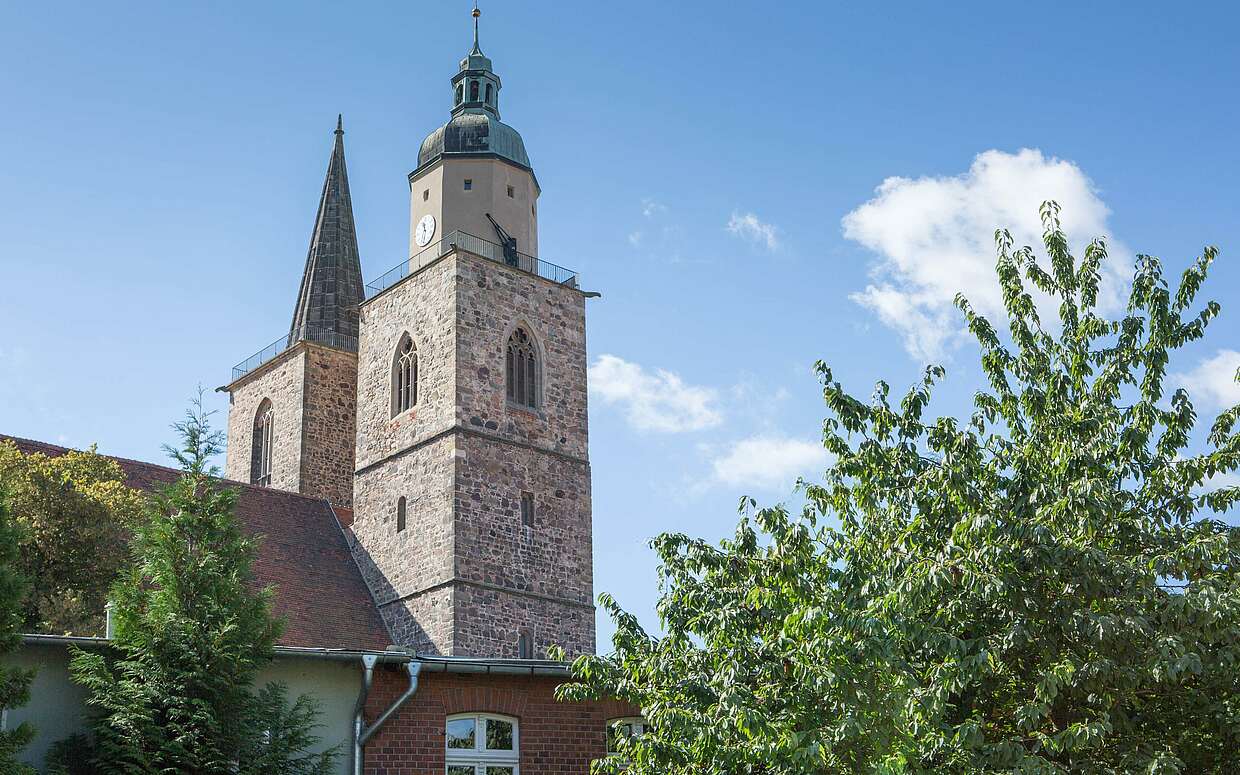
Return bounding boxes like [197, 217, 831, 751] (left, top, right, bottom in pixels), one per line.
[414, 9, 532, 175]
[417, 113, 530, 172]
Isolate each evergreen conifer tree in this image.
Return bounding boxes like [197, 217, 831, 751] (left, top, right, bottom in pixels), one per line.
[71, 395, 334, 774]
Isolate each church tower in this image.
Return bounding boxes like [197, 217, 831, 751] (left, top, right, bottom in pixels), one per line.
[349, 8, 594, 658]
[222, 117, 362, 508]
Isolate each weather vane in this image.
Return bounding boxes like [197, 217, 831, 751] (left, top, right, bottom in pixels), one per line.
[472, 1, 482, 51]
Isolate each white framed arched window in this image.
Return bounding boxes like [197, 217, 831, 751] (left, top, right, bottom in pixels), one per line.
[446, 713, 519, 774]
[505, 326, 538, 409]
[392, 334, 417, 417]
[251, 399, 274, 487]
[607, 717, 647, 758]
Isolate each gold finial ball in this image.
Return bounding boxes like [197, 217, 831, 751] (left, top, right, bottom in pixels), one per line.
[473, 8, 481, 18]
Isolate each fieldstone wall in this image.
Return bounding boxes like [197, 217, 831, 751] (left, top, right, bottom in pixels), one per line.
[350, 247, 595, 658]
[355, 255, 458, 471]
[453, 582, 595, 658]
[381, 584, 455, 656]
[299, 343, 358, 507]
[351, 434, 457, 655]
[453, 432, 593, 656]
[454, 252, 589, 460]
[224, 348, 306, 492]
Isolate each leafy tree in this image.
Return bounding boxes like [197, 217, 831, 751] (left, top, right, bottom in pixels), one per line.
[44, 733, 95, 775]
[559, 204, 1240, 774]
[0, 492, 35, 774]
[70, 396, 335, 774]
[0, 441, 144, 636]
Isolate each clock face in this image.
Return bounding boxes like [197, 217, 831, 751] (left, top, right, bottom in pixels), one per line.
[415, 214, 436, 247]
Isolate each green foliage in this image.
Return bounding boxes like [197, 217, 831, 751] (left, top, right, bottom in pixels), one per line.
[0, 441, 144, 636]
[0, 493, 35, 773]
[69, 395, 334, 774]
[237, 683, 337, 775]
[559, 204, 1240, 774]
[44, 733, 96, 775]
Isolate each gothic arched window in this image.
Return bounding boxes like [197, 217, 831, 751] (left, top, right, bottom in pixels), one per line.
[517, 629, 533, 659]
[251, 399, 274, 487]
[396, 496, 407, 533]
[392, 334, 417, 417]
[506, 327, 538, 408]
[469, 80, 480, 102]
[455, 83, 464, 105]
[485, 83, 494, 105]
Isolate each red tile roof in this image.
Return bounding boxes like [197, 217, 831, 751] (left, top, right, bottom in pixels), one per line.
[1, 435, 391, 651]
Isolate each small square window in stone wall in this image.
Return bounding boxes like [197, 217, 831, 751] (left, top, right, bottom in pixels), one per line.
[464, 179, 473, 191]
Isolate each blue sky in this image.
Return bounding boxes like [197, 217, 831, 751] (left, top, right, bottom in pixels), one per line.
[2, 1, 1238, 646]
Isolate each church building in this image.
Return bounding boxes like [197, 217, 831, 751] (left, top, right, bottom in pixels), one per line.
[220, 4, 595, 666]
[6, 8, 635, 774]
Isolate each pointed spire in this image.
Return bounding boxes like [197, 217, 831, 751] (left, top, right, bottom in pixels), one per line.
[288, 117, 364, 351]
[472, 2, 482, 54]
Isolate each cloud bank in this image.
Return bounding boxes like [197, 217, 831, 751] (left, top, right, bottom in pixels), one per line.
[589, 355, 723, 433]
[843, 148, 1123, 362]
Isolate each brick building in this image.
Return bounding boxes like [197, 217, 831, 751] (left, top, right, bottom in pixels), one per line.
[7, 9, 635, 775]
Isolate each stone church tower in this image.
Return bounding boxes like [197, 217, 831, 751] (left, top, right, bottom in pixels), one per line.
[222, 117, 361, 509]
[222, 11, 594, 660]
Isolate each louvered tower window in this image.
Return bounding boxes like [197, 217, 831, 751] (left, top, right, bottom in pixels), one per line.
[251, 399, 274, 487]
[392, 334, 417, 417]
[506, 327, 538, 408]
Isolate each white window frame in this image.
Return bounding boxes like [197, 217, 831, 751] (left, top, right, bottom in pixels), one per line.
[445, 713, 520, 775]
[607, 717, 647, 758]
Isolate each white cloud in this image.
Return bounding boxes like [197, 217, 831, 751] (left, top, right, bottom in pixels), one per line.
[1175, 349, 1240, 410]
[842, 148, 1125, 363]
[710, 435, 830, 491]
[641, 198, 667, 218]
[727, 212, 780, 252]
[589, 354, 722, 433]
[1206, 471, 1240, 490]
[627, 230, 644, 247]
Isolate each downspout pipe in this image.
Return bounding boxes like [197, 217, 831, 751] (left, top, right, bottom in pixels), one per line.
[352, 655, 422, 775]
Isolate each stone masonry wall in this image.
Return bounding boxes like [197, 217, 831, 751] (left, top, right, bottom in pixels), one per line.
[351, 434, 457, 655]
[453, 581, 595, 659]
[298, 343, 358, 507]
[454, 432, 594, 657]
[350, 247, 594, 658]
[355, 255, 458, 470]
[224, 348, 306, 492]
[352, 255, 461, 655]
[454, 252, 589, 460]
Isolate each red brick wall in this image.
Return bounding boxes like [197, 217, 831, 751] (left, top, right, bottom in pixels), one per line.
[363, 668, 636, 774]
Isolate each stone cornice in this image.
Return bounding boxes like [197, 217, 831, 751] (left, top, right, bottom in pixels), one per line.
[375, 576, 594, 613]
[354, 423, 589, 477]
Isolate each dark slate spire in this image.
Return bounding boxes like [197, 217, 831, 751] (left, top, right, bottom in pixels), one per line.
[288, 115, 363, 349]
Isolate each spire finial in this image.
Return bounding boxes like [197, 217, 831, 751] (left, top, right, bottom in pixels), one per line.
[335, 114, 344, 135]
[471, 1, 481, 54]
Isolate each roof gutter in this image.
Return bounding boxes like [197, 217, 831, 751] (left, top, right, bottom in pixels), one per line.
[352, 654, 422, 775]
